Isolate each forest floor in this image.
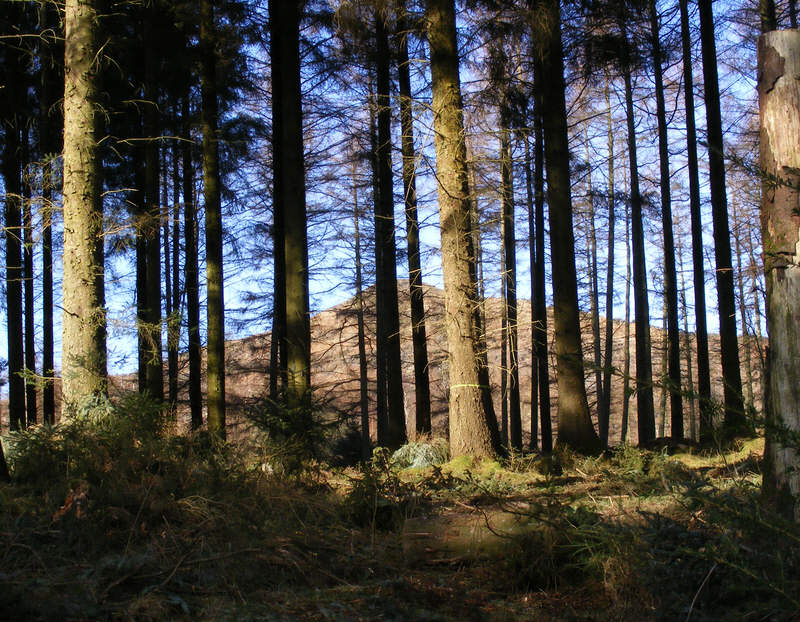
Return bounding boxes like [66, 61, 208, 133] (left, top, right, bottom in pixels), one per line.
[0, 401, 797, 621]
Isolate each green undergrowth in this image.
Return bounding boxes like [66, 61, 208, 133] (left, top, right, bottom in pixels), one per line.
[0, 403, 797, 621]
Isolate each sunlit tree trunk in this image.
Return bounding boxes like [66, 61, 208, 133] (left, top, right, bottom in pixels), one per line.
[758, 29, 800, 521]
[22, 132, 37, 426]
[522, 129, 539, 451]
[427, 0, 501, 457]
[61, 0, 107, 409]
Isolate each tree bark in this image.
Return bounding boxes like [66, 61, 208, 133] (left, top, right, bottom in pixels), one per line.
[699, 0, 746, 436]
[374, 9, 406, 448]
[397, 7, 432, 437]
[758, 29, 800, 521]
[271, 0, 310, 407]
[23, 131, 37, 426]
[650, 0, 683, 439]
[61, 0, 107, 410]
[522, 129, 539, 451]
[201, 0, 226, 438]
[621, 26, 656, 445]
[182, 94, 202, 430]
[679, 0, 713, 442]
[427, 0, 501, 458]
[539, 0, 600, 453]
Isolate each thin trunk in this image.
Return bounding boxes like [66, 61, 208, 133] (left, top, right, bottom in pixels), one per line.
[501, 245, 509, 447]
[540, 0, 600, 453]
[135, 152, 147, 392]
[374, 9, 406, 448]
[23, 131, 37, 426]
[532, 78, 552, 453]
[427, 0, 501, 457]
[62, 0, 107, 409]
[352, 160, 370, 460]
[599, 78, 616, 447]
[650, 0, 683, 439]
[144, 10, 163, 401]
[182, 94, 202, 429]
[679, 244, 697, 441]
[397, 7, 432, 437]
[621, 177, 632, 444]
[523, 130, 539, 451]
[732, 199, 755, 412]
[699, 0, 746, 436]
[758, 29, 800, 521]
[622, 27, 656, 446]
[585, 136, 602, 417]
[679, 0, 713, 442]
[659, 298, 669, 437]
[168, 130, 180, 414]
[500, 112, 522, 451]
[201, 0, 226, 438]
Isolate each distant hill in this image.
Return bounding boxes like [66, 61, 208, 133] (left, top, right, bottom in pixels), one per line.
[3, 281, 764, 446]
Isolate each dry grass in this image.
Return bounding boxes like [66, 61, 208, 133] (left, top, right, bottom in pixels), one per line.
[0, 400, 797, 621]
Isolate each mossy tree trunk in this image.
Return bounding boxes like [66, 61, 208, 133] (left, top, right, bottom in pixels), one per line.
[61, 0, 107, 410]
[201, 0, 225, 438]
[758, 29, 800, 521]
[427, 0, 501, 458]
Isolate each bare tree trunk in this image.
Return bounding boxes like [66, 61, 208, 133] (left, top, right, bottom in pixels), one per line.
[584, 136, 602, 419]
[599, 79, 616, 447]
[182, 94, 202, 430]
[699, 0, 746, 437]
[23, 132, 37, 426]
[427, 0, 501, 458]
[397, 2, 431, 437]
[621, 27, 655, 445]
[539, 0, 600, 453]
[271, 0, 310, 408]
[679, 244, 697, 441]
[62, 0, 107, 409]
[679, 0, 713, 442]
[201, 0, 226, 437]
[532, 76, 552, 453]
[522, 129, 539, 451]
[500, 113, 522, 450]
[758, 29, 800, 521]
[650, 0, 683, 439]
[374, 9, 406, 448]
[351, 160, 371, 460]
[621, 179, 632, 444]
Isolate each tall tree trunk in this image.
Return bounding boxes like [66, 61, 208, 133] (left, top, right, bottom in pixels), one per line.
[699, 0, 746, 436]
[500, 110, 522, 451]
[621, 26, 656, 446]
[39, 2, 60, 423]
[182, 94, 202, 429]
[134, 151, 148, 392]
[678, 244, 697, 441]
[426, 0, 501, 458]
[271, 0, 310, 407]
[523, 129, 539, 451]
[532, 76, 552, 453]
[3, 17, 25, 429]
[679, 0, 713, 442]
[501, 245, 509, 447]
[351, 159, 371, 460]
[621, 174, 632, 444]
[650, 0, 683, 440]
[584, 136, 602, 418]
[397, 7, 432, 437]
[22, 131, 36, 426]
[61, 0, 107, 409]
[201, 0, 226, 437]
[539, 0, 600, 453]
[144, 10, 163, 401]
[732, 199, 755, 412]
[599, 78, 616, 447]
[168, 132, 180, 414]
[374, 9, 406, 448]
[758, 29, 800, 521]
